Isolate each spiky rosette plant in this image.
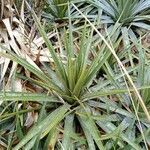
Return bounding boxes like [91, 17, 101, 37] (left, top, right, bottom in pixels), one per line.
[43, 0, 70, 20]
[90, 0, 150, 36]
[87, 0, 150, 81]
[0, 4, 150, 150]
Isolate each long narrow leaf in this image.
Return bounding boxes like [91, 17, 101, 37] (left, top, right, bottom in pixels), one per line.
[13, 104, 69, 150]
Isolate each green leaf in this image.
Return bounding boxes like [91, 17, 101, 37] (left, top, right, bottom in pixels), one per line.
[43, 125, 59, 150]
[97, 121, 141, 149]
[131, 22, 150, 30]
[0, 46, 63, 94]
[78, 107, 105, 150]
[62, 114, 74, 150]
[16, 113, 24, 141]
[79, 116, 96, 150]
[88, 100, 133, 118]
[13, 104, 69, 150]
[82, 85, 150, 100]
[24, 136, 37, 150]
[0, 92, 60, 102]
[26, 3, 68, 84]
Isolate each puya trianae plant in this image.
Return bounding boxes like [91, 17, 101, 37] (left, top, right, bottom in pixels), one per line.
[43, 0, 70, 20]
[0, 3, 150, 150]
[89, 0, 150, 36]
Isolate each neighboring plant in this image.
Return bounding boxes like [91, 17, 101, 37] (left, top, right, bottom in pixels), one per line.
[43, 0, 70, 20]
[87, 0, 150, 76]
[43, 0, 98, 25]
[89, 0, 150, 36]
